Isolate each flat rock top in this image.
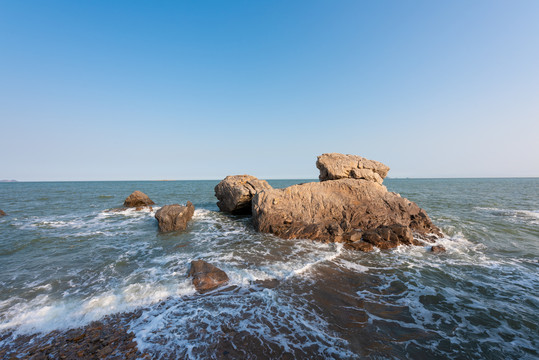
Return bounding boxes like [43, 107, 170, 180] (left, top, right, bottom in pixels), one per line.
[316, 153, 390, 183]
[123, 191, 155, 208]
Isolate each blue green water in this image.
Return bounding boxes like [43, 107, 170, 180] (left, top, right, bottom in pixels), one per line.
[0, 178, 537, 359]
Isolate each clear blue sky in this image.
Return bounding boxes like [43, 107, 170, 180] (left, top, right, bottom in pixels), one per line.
[1, 0, 538, 180]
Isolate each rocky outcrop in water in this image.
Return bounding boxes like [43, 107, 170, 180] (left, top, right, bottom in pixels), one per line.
[215, 175, 272, 214]
[316, 153, 390, 184]
[0, 210, 6, 216]
[251, 154, 441, 251]
[123, 191, 155, 208]
[155, 202, 195, 232]
[188, 260, 229, 292]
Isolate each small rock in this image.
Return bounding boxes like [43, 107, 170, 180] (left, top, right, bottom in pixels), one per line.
[431, 245, 446, 254]
[343, 230, 363, 242]
[188, 260, 229, 292]
[0, 210, 6, 216]
[155, 202, 195, 232]
[123, 191, 155, 208]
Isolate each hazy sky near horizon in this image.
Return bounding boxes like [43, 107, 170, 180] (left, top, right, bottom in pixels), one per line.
[1, 1, 538, 181]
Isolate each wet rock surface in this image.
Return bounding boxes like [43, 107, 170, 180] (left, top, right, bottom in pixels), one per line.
[0, 312, 142, 360]
[155, 202, 195, 232]
[123, 191, 155, 208]
[215, 175, 272, 214]
[188, 260, 229, 292]
[0, 209, 6, 216]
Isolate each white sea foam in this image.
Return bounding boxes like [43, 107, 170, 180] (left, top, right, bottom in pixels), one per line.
[129, 286, 355, 359]
[336, 259, 370, 273]
[475, 207, 539, 224]
[0, 279, 195, 335]
[97, 206, 161, 219]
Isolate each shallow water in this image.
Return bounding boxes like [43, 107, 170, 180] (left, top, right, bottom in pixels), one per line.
[0, 178, 537, 359]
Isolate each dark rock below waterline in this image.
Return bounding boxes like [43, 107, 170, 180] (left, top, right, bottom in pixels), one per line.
[123, 190, 155, 208]
[215, 175, 272, 214]
[431, 245, 447, 254]
[361, 224, 422, 249]
[155, 202, 195, 232]
[188, 260, 229, 292]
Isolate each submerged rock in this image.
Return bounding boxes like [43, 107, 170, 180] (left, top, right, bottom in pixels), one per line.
[431, 245, 447, 254]
[155, 202, 195, 232]
[123, 191, 155, 208]
[252, 153, 442, 252]
[215, 175, 272, 214]
[316, 153, 390, 184]
[188, 260, 229, 292]
[0, 210, 6, 216]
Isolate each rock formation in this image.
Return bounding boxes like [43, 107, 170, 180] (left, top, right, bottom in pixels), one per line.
[251, 154, 442, 252]
[0, 210, 6, 216]
[316, 153, 390, 184]
[188, 260, 229, 292]
[123, 191, 155, 208]
[215, 175, 272, 214]
[155, 202, 195, 232]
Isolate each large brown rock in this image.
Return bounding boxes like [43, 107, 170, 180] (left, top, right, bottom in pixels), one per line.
[0, 210, 6, 216]
[188, 260, 229, 292]
[215, 175, 272, 214]
[252, 178, 441, 250]
[316, 153, 390, 184]
[123, 191, 155, 208]
[155, 202, 195, 232]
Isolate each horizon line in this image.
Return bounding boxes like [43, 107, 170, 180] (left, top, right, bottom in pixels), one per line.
[1, 176, 538, 183]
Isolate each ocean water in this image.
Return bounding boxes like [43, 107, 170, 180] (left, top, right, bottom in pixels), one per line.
[0, 178, 537, 359]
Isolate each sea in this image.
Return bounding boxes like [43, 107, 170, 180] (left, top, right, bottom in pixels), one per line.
[0, 178, 537, 359]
